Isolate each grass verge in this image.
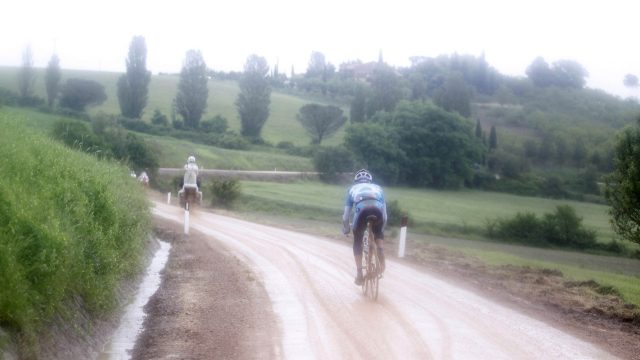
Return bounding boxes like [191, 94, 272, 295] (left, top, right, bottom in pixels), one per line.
[0, 118, 151, 356]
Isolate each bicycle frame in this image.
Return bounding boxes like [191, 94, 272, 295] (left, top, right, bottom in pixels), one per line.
[362, 216, 381, 300]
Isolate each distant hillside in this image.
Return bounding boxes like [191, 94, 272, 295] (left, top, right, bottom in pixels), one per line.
[0, 66, 344, 146]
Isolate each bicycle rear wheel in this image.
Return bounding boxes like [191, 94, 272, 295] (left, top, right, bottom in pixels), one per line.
[363, 229, 379, 300]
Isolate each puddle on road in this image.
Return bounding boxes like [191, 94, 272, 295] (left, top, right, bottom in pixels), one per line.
[98, 238, 171, 360]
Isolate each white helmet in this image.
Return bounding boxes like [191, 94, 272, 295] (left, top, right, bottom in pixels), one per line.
[187, 156, 196, 164]
[354, 169, 372, 183]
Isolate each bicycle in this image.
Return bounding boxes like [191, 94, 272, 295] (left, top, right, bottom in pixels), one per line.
[361, 215, 382, 300]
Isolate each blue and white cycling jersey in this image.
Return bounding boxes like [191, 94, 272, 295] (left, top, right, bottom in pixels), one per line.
[342, 183, 387, 231]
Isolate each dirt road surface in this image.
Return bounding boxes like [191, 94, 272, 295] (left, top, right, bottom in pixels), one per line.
[149, 200, 618, 359]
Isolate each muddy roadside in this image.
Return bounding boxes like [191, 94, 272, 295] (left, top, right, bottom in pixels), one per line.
[130, 219, 279, 359]
[403, 241, 640, 360]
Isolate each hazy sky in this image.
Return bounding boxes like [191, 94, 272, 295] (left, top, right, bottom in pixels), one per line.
[2, 0, 639, 98]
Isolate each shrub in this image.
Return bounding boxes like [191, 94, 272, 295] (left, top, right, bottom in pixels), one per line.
[51, 119, 104, 153]
[200, 115, 228, 133]
[218, 132, 250, 150]
[486, 205, 599, 250]
[151, 109, 169, 127]
[491, 212, 545, 245]
[540, 176, 568, 198]
[541, 205, 597, 248]
[172, 119, 185, 130]
[277, 141, 295, 150]
[313, 146, 354, 182]
[386, 200, 409, 227]
[209, 179, 241, 208]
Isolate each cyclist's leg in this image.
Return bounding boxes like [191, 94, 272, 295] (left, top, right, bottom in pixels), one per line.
[372, 208, 386, 272]
[353, 216, 366, 285]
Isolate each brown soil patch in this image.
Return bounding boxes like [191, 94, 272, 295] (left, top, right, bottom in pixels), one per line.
[131, 219, 279, 359]
[406, 243, 640, 360]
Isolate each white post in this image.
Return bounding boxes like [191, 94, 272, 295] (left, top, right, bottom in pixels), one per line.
[167, 192, 171, 204]
[398, 216, 408, 258]
[184, 209, 190, 235]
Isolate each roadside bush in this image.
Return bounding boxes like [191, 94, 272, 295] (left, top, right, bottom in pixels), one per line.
[285, 145, 318, 158]
[218, 132, 250, 150]
[540, 176, 568, 198]
[486, 205, 599, 250]
[209, 179, 241, 208]
[313, 146, 354, 183]
[276, 141, 295, 150]
[386, 200, 410, 227]
[200, 115, 228, 133]
[118, 116, 153, 133]
[51, 116, 158, 174]
[541, 205, 597, 248]
[51, 119, 104, 153]
[150, 109, 169, 127]
[489, 212, 545, 245]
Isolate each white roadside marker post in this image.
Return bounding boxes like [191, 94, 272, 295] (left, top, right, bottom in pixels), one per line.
[167, 192, 171, 204]
[184, 204, 190, 235]
[398, 216, 408, 258]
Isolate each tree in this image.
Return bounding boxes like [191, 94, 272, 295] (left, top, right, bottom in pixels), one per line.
[526, 57, 554, 87]
[350, 84, 367, 123]
[236, 54, 271, 139]
[624, 74, 639, 88]
[489, 125, 497, 150]
[297, 103, 347, 144]
[552, 60, 588, 89]
[175, 50, 208, 128]
[45, 54, 61, 107]
[367, 62, 403, 116]
[344, 123, 404, 185]
[59, 78, 107, 111]
[605, 120, 640, 245]
[18, 46, 36, 99]
[391, 101, 482, 188]
[435, 72, 472, 117]
[117, 36, 151, 119]
[313, 146, 355, 183]
[306, 51, 326, 78]
[475, 119, 482, 138]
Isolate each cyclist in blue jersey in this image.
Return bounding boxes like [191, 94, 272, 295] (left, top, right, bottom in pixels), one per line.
[342, 169, 387, 285]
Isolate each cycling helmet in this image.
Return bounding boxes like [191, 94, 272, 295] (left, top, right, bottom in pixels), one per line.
[354, 169, 372, 183]
[187, 155, 196, 164]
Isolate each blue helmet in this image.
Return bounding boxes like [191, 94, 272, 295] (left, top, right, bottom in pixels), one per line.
[354, 169, 372, 183]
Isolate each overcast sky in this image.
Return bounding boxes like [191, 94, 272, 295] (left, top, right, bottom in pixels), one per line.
[1, 0, 638, 98]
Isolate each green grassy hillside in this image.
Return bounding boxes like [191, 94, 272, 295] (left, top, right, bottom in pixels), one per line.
[0, 66, 344, 146]
[0, 106, 314, 170]
[0, 116, 151, 353]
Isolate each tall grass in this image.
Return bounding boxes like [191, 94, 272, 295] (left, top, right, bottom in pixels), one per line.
[0, 118, 151, 350]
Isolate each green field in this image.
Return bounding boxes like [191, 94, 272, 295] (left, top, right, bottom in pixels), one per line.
[238, 180, 618, 242]
[0, 66, 344, 146]
[0, 106, 313, 170]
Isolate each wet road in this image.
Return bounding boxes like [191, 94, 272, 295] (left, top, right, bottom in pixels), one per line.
[152, 201, 617, 359]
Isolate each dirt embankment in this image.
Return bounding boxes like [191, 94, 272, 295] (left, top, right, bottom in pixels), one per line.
[405, 242, 640, 359]
[131, 220, 279, 359]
